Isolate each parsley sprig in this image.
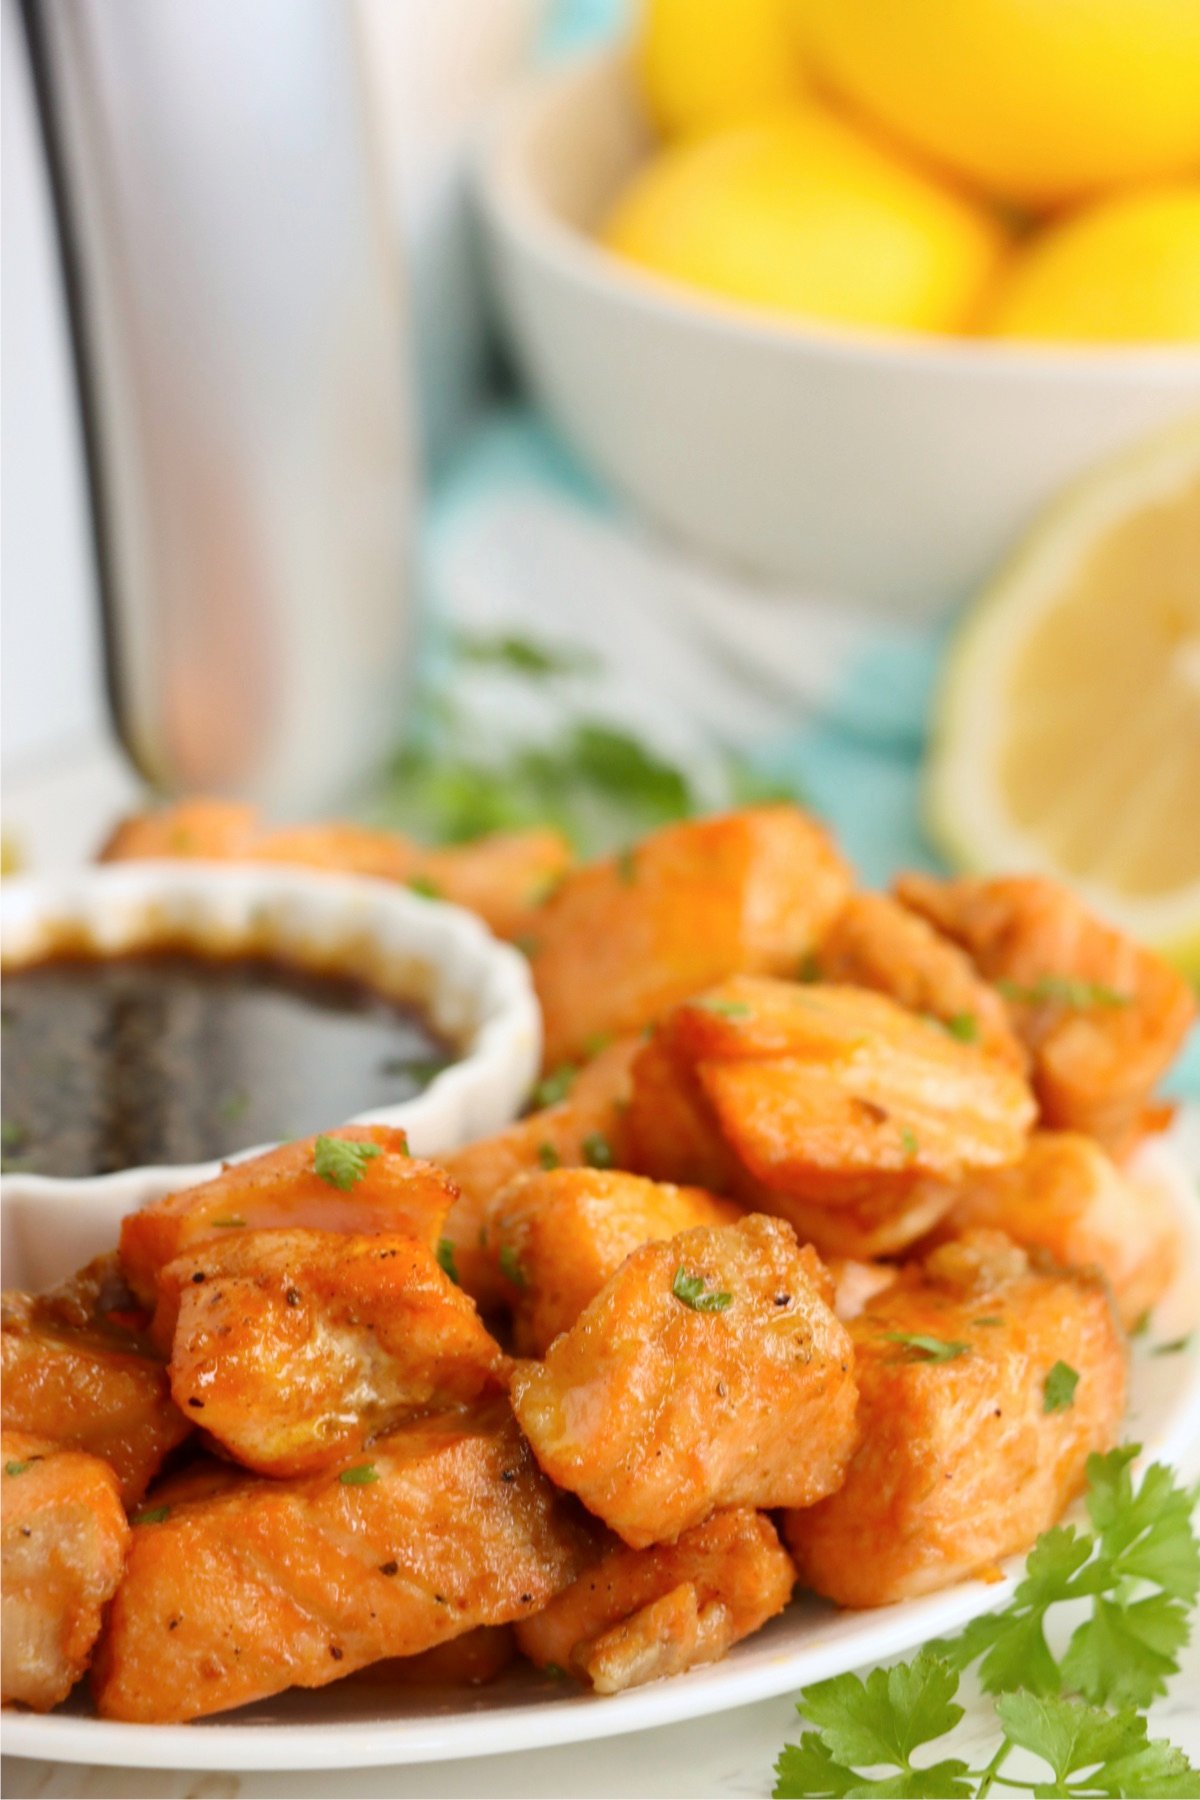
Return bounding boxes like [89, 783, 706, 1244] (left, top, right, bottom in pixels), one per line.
[775, 1447, 1200, 1798]
[313, 1135, 383, 1191]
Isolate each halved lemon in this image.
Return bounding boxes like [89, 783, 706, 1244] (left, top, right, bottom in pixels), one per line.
[926, 415, 1200, 972]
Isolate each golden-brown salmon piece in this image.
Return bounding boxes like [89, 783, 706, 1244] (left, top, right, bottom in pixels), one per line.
[784, 1231, 1127, 1607]
[517, 1508, 795, 1692]
[92, 1403, 593, 1723]
[414, 828, 574, 942]
[221, 820, 571, 941]
[817, 892, 1027, 1073]
[157, 1229, 507, 1477]
[626, 978, 1036, 1257]
[121, 1126, 456, 1313]
[895, 873, 1196, 1157]
[528, 807, 852, 1069]
[484, 1168, 743, 1355]
[2, 1256, 190, 1507]
[97, 799, 261, 863]
[439, 1037, 640, 1311]
[1, 1430, 130, 1711]
[511, 1215, 857, 1549]
[922, 1131, 1179, 1331]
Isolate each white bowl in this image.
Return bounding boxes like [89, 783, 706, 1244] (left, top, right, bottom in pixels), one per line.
[0, 861, 540, 1286]
[477, 51, 1200, 620]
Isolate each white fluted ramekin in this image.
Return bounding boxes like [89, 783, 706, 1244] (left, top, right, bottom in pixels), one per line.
[1, 861, 540, 1287]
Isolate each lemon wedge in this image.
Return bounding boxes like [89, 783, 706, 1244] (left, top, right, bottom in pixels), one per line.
[926, 417, 1200, 972]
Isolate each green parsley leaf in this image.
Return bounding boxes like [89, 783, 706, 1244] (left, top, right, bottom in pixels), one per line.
[532, 1064, 577, 1109]
[997, 975, 1130, 1009]
[133, 1504, 171, 1525]
[693, 997, 753, 1019]
[1043, 1360, 1080, 1413]
[616, 847, 637, 885]
[455, 630, 600, 679]
[900, 1125, 920, 1157]
[942, 1012, 979, 1043]
[1130, 1309, 1153, 1337]
[537, 1142, 561, 1171]
[435, 1238, 460, 1286]
[380, 1054, 454, 1084]
[338, 1464, 379, 1487]
[313, 1135, 383, 1191]
[972, 1316, 1004, 1327]
[582, 1032, 613, 1059]
[796, 952, 822, 983]
[513, 934, 540, 959]
[211, 1216, 247, 1228]
[5, 1460, 32, 1477]
[672, 1266, 732, 1313]
[499, 1244, 528, 1290]
[883, 1332, 971, 1363]
[1061, 1592, 1192, 1710]
[774, 1653, 971, 1798]
[407, 873, 442, 900]
[1153, 1335, 1193, 1357]
[582, 1131, 614, 1169]
[996, 1693, 1200, 1796]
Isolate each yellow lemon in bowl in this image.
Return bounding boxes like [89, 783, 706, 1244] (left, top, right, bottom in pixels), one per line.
[634, 0, 805, 140]
[986, 185, 1200, 345]
[600, 107, 1009, 336]
[796, 0, 1200, 211]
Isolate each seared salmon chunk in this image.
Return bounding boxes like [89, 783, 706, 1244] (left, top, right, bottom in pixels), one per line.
[1, 1431, 130, 1710]
[516, 1507, 795, 1692]
[528, 807, 852, 1069]
[121, 1126, 457, 1313]
[157, 1229, 507, 1476]
[92, 1404, 592, 1722]
[895, 873, 1196, 1157]
[511, 1214, 857, 1548]
[2, 1255, 190, 1506]
[784, 1231, 1127, 1606]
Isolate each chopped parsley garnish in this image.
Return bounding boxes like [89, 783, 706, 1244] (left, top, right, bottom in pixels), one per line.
[616, 847, 637, 885]
[133, 1505, 171, 1525]
[407, 873, 442, 900]
[672, 1266, 732, 1313]
[1130, 1309, 1153, 1337]
[899, 1125, 920, 1158]
[582, 1031, 613, 1059]
[883, 1331, 971, 1363]
[693, 997, 753, 1019]
[971, 1315, 1004, 1328]
[4, 1460, 32, 1477]
[532, 1064, 577, 1109]
[1043, 1360, 1080, 1412]
[1152, 1335, 1193, 1357]
[338, 1464, 379, 1487]
[537, 1142, 561, 1171]
[436, 1238, 460, 1286]
[313, 1135, 383, 1191]
[796, 953, 822, 983]
[513, 934, 540, 959]
[455, 630, 600, 679]
[499, 1244, 528, 1289]
[582, 1132, 614, 1169]
[942, 1012, 979, 1043]
[211, 1216, 247, 1228]
[997, 976, 1130, 1010]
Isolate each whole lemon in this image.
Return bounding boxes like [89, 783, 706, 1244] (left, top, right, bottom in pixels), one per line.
[600, 107, 1008, 336]
[796, 0, 1200, 210]
[985, 184, 1200, 343]
[634, 0, 804, 141]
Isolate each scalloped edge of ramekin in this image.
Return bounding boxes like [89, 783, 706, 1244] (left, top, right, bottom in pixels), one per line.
[1, 861, 540, 1287]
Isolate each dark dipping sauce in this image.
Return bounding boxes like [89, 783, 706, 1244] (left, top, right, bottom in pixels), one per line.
[1, 950, 457, 1178]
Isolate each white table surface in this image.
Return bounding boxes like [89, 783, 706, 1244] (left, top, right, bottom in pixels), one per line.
[3, 742, 1198, 1800]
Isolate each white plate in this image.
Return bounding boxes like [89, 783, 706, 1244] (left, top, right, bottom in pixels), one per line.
[4, 1134, 1199, 1771]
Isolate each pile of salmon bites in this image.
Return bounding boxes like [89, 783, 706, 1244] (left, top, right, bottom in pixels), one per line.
[3, 803, 1195, 1722]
